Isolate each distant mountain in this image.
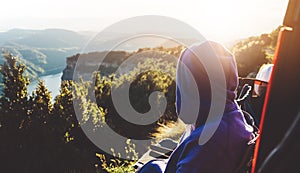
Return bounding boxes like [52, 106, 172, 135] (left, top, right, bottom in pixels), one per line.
[0, 28, 205, 83]
[0, 28, 87, 48]
[0, 29, 93, 82]
[0, 29, 175, 79]
[223, 38, 244, 50]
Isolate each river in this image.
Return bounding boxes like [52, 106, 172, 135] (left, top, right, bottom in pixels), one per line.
[28, 72, 62, 100]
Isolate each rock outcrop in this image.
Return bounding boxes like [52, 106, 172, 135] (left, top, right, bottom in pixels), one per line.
[61, 46, 183, 81]
[61, 51, 130, 80]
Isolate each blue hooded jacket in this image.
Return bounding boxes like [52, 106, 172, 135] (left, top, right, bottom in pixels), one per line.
[139, 41, 254, 173]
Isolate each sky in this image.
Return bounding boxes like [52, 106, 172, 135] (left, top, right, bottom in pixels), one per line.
[0, 0, 289, 42]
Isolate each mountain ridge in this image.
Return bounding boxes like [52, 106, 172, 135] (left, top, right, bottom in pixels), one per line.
[0, 28, 240, 83]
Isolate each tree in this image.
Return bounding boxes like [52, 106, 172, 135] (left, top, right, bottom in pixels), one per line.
[0, 52, 30, 172]
[231, 26, 281, 77]
[29, 80, 53, 124]
[53, 80, 98, 172]
[20, 80, 55, 172]
[0, 52, 29, 122]
[53, 80, 76, 137]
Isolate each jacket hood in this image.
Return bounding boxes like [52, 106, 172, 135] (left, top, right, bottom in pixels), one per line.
[176, 41, 239, 127]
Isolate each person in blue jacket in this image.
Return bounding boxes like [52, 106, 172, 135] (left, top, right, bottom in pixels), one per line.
[138, 40, 254, 173]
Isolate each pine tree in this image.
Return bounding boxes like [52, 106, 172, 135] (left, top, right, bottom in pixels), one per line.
[29, 80, 53, 125]
[54, 80, 75, 134]
[25, 80, 59, 172]
[0, 52, 29, 123]
[53, 80, 98, 172]
[0, 52, 30, 172]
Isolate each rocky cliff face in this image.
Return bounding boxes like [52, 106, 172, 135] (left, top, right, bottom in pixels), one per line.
[61, 51, 130, 80]
[61, 46, 183, 81]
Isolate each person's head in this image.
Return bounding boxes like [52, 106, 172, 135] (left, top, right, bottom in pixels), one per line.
[254, 64, 274, 97]
[176, 41, 238, 127]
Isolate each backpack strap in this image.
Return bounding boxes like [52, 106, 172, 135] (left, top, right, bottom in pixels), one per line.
[234, 110, 260, 173]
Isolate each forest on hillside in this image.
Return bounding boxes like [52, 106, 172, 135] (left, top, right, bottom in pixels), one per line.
[0, 26, 280, 172]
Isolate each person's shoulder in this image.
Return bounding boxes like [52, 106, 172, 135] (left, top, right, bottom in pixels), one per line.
[183, 122, 229, 147]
